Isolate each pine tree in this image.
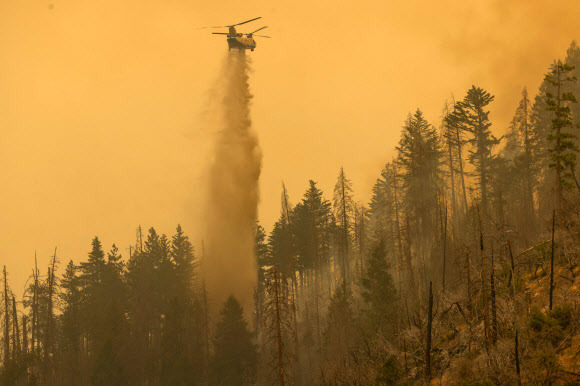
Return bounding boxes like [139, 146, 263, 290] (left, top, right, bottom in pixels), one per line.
[396, 109, 443, 280]
[170, 224, 196, 295]
[360, 241, 398, 335]
[292, 180, 334, 344]
[211, 296, 257, 385]
[59, 261, 83, 384]
[333, 167, 355, 283]
[322, 281, 356, 363]
[544, 60, 579, 209]
[505, 87, 542, 224]
[447, 86, 499, 217]
[262, 268, 296, 385]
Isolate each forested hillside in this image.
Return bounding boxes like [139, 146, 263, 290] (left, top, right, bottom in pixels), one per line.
[2, 42, 580, 385]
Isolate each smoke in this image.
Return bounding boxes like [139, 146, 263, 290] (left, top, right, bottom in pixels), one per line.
[203, 50, 262, 312]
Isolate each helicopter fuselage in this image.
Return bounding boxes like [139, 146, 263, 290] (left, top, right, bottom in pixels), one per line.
[227, 27, 257, 50]
[227, 36, 256, 50]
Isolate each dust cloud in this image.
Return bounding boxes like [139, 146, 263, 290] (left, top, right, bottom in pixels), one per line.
[203, 50, 262, 312]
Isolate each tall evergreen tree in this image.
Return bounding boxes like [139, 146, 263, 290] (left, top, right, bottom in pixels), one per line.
[544, 60, 579, 209]
[505, 87, 543, 224]
[59, 261, 83, 384]
[447, 86, 499, 217]
[211, 296, 257, 385]
[360, 241, 398, 335]
[333, 167, 355, 283]
[396, 109, 443, 280]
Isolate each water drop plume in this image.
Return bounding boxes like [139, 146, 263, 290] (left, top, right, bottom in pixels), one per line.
[203, 50, 262, 312]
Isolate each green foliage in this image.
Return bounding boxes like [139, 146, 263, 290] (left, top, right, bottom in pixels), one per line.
[448, 357, 493, 386]
[396, 109, 442, 238]
[446, 86, 499, 212]
[529, 308, 546, 332]
[292, 180, 334, 271]
[333, 167, 355, 280]
[375, 355, 403, 385]
[323, 281, 357, 359]
[548, 304, 572, 330]
[211, 296, 257, 385]
[544, 60, 580, 193]
[528, 307, 565, 347]
[360, 241, 398, 334]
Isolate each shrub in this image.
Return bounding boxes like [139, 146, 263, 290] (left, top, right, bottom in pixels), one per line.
[548, 304, 572, 330]
[376, 355, 403, 385]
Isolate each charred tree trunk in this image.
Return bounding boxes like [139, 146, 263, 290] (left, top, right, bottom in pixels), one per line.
[455, 127, 469, 216]
[442, 207, 448, 294]
[12, 295, 20, 359]
[446, 123, 458, 230]
[425, 281, 433, 380]
[508, 241, 521, 384]
[477, 205, 491, 354]
[22, 316, 28, 356]
[273, 270, 286, 386]
[339, 170, 350, 283]
[490, 244, 497, 345]
[31, 257, 39, 355]
[549, 209, 555, 310]
[3, 266, 10, 363]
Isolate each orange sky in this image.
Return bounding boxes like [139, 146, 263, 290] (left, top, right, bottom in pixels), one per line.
[1, 0, 578, 291]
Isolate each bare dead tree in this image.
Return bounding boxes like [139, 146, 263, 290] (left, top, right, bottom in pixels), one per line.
[490, 241, 497, 345]
[476, 204, 491, 354]
[3, 266, 10, 364]
[263, 268, 296, 385]
[12, 294, 20, 360]
[549, 209, 555, 310]
[508, 241, 521, 384]
[425, 281, 433, 380]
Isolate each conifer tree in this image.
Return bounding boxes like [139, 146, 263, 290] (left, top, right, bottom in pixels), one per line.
[505, 87, 543, 224]
[447, 86, 498, 217]
[212, 296, 257, 385]
[59, 261, 83, 384]
[322, 281, 356, 363]
[544, 60, 579, 209]
[396, 109, 443, 279]
[360, 241, 398, 335]
[333, 167, 355, 283]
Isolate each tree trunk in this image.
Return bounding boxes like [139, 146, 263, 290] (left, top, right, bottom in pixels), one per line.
[477, 205, 491, 354]
[508, 241, 521, 384]
[425, 281, 433, 380]
[273, 270, 286, 386]
[3, 266, 10, 363]
[555, 64, 563, 211]
[490, 244, 497, 345]
[442, 207, 448, 294]
[456, 126, 469, 215]
[12, 295, 21, 359]
[549, 209, 555, 310]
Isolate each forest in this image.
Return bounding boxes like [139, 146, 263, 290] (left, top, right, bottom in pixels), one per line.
[1, 41, 580, 385]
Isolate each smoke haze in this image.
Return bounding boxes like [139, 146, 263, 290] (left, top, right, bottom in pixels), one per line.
[1, 0, 579, 292]
[203, 51, 262, 311]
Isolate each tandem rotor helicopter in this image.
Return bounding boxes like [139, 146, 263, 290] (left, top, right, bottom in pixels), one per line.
[199, 17, 270, 51]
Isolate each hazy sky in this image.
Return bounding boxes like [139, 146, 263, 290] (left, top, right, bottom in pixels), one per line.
[1, 0, 578, 291]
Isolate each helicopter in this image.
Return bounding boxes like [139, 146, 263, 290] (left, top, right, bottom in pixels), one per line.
[201, 17, 270, 51]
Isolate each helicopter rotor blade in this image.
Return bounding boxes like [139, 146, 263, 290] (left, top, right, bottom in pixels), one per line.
[253, 34, 271, 38]
[196, 26, 227, 29]
[211, 32, 229, 35]
[249, 26, 268, 34]
[228, 17, 261, 27]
